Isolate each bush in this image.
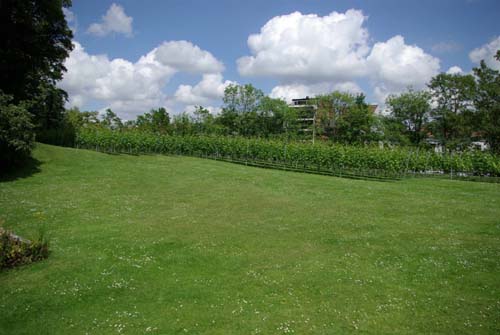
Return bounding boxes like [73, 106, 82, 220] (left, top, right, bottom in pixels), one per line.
[0, 228, 49, 269]
[0, 92, 35, 170]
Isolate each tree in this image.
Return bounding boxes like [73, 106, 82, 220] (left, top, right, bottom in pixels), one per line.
[136, 108, 171, 133]
[65, 108, 100, 129]
[135, 107, 170, 134]
[192, 106, 217, 134]
[101, 109, 123, 130]
[0, 93, 35, 169]
[258, 97, 297, 138]
[428, 73, 477, 150]
[171, 113, 193, 136]
[220, 84, 264, 136]
[315, 92, 376, 144]
[0, 0, 73, 103]
[0, 0, 73, 166]
[473, 50, 500, 153]
[386, 88, 431, 146]
[150, 107, 170, 133]
[31, 82, 69, 132]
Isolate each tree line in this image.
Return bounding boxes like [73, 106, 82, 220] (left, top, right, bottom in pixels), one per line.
[385, 53, 500, 153]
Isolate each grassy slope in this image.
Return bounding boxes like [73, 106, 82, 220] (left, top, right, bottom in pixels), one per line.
[0, 143, 499, 334]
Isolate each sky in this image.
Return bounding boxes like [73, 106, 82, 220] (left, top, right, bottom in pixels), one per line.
[60, 0, 500, 119]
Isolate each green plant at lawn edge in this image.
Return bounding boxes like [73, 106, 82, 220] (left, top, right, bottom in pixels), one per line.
[0, 227, 49, 270]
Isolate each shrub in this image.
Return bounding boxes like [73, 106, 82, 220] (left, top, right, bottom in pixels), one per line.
[0, 92, 35, 170]
[0, 228, 49, 269]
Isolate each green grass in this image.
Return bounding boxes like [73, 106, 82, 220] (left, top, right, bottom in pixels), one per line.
[1, 143, 499, 334]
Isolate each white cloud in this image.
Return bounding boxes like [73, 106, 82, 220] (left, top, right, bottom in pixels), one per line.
[237, 10, 370, 82]
[173, 73, 235, 105]
[333, 81, 363, 94]
[469, 36, 500, 70]
[87, 3, 133, 37]
[63, 8, 77, 34]
[238, 10, 441, 105]
[367, 35, 440, 91]
[366, 36, 440, 105]
[446, 66, 463, 75]
[59, 41, 229, 119]
[270, 81, 361, 102]
[60, 42, 174, 119]
[154, 41, 224, 74]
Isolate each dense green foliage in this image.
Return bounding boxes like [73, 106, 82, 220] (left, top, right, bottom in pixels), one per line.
[76, 128, 500, 177]
[473, 51, 500, 153]
[315, 92, 377, 144]
[0, 0, 73, 167]
[1, 144, 499, 334]
[0, 0, 73, 103]
[428, 73, 477, 149]
[0, 93, 35, 169]
[386, 89, 431, 146]
[218, 84, 298, 137]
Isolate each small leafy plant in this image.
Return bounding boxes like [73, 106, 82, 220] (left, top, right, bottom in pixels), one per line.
[0, 227, 49, 270]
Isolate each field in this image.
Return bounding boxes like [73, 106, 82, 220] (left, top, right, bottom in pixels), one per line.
[1, 144, 499, 334]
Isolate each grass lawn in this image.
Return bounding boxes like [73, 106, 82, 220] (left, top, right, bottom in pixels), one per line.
[1, 143, 499, 334]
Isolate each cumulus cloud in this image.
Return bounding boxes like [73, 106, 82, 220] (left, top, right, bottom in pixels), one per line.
[59, 42, 175, 119]
[367, 35, 440, 96]
[174, 73, 235, 105]
[87, 3, 133, 37]
[446, 66, 463, 75]
[469, 36, 500, 70]
[59, 40, 228, 119]
[270, 82, 361, 102]
[154, 41, 224, 74]
[238, 10, 441, 105]
[237, 10, 370, 82]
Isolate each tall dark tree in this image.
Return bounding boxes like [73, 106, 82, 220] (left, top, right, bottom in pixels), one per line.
[428, 73, 477, 150]
[0, 0, 73, 167]
[473, 50, 500, 153]
[0, 0, 73, 103]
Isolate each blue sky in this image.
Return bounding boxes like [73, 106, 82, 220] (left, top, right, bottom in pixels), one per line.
[60, 0, 500, 119]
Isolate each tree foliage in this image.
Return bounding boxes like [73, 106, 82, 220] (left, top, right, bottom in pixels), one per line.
[136, 107, 170, 133]
[219, 84, 295, 137]
[386, 89, 431, 146]
[0, 93, 35, 168]
[315, 92, 376, 144]
[428, 73, 477, 149]
[0, 0, 73, 167]
[473, 51, 500, 153]
[0, 0, 73, 103]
